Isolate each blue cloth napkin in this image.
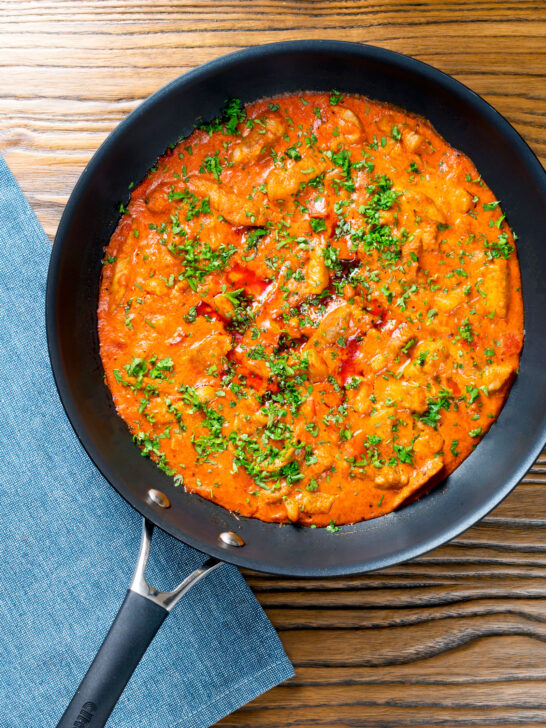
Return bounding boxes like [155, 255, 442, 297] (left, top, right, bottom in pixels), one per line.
[0, 153, 294, 728]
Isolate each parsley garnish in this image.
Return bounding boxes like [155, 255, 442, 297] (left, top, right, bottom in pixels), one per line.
[200, 152, 223, 181]
[285, 145, 302, 161]
[133, 430, 174, 475]
[458, 318, 475, 343]
[199, 98, 246, 136]
[245, 228, 268, 250]
[420, 389, 454, 429]
[394, 443, 414, 464]
[310, 217, 327, 234]
[484, 232, 513, 260]
[329, 91, 344, 105]
[184, 305, 197, 323]
[356, 175, 402, 262]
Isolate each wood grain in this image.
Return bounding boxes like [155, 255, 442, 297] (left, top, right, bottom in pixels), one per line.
[0, 2, 544, 725]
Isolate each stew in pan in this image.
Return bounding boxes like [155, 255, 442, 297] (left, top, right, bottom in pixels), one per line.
[98, 92, 523, 527]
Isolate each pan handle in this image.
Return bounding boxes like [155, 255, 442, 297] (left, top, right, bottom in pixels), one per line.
[56, 519, 221, 728]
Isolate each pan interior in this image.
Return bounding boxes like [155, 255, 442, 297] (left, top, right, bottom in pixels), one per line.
[47, 41, 546, 576]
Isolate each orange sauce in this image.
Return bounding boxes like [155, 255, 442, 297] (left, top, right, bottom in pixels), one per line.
[98, 92, 523, 527]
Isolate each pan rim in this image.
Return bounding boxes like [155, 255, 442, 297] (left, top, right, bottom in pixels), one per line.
[46, 39, 546, 576]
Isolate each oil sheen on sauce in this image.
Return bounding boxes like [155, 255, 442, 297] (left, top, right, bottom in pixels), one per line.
[98, 92, 523, 528]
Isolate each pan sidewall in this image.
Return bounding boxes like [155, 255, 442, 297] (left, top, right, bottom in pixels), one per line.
[47, 40, 546, 576]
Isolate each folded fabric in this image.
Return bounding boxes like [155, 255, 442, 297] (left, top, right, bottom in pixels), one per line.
[0, 152, 294, 728]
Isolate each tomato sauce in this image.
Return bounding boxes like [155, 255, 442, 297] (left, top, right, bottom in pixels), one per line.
[98, 92, 523, 527]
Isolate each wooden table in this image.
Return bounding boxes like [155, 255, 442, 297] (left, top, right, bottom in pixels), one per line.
[1, 2, 544, 725]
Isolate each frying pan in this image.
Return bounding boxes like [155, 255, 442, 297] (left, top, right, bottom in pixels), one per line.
[47, 40, 546, 727]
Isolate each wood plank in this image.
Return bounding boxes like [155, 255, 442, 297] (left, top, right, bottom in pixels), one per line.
[0, 2, 544, 725]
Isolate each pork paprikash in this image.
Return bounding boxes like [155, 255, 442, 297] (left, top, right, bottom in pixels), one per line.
[98, 92, 523, 527]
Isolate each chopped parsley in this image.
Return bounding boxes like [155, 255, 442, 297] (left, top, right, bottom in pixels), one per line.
[168, 235, 236, 290]
[133, 430, 173, 475]
[484, 232, 513, 260]
[393, 443, 414, 464]
[356, 175, 402, 262]
[458, 318, 475, 344]
[310, 217, 327, 234]
[200, 152, 223, 181]
[285, 144, 302, 161]
[199, 97, 246, 136]
[420, 389, 454, 429]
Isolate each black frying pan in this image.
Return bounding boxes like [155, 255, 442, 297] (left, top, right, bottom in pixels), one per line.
[47, 41, 546, 727]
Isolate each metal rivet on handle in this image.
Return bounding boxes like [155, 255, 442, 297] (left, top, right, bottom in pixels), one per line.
[146, 489, 171, 509]
[219, 531, 245, 547]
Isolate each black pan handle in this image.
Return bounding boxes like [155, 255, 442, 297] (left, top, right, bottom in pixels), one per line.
[56, 519, 221, 728]
[56, 590, 167, 727]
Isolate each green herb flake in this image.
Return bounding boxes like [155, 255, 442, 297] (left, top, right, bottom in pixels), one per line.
[329, 91, 344, 105]
[310, 217, 327, 234]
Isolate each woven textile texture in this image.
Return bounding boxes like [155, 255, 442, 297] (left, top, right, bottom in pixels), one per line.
[0, 153, 294, 728]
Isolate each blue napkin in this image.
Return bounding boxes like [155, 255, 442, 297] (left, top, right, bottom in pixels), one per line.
[0, 153, 294, 728]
